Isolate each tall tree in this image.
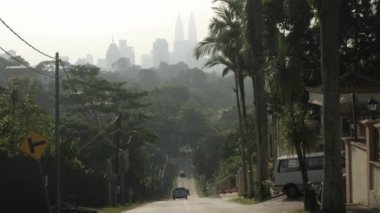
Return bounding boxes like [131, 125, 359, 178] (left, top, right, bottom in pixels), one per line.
[195, 0, 252, 196]
[246, 0, 270, 199]
[319, 0, 346, 212]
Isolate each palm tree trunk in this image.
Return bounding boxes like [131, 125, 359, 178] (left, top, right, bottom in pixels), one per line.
[237, 70, 255, 197]
[246, 0, 269, 199]
[319, 0, 346, 212]
[234, 74, 248, 197]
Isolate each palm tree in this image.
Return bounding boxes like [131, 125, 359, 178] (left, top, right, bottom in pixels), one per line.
[265, 35, 320, 211]
[194, 0, 253, 197]
[319, 0, 346, 212]
[245, 0, 270, 199]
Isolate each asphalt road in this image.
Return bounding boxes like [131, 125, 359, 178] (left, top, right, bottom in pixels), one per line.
[123, 157, 303, 213]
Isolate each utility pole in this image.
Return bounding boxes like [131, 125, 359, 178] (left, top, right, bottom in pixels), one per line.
[352, 92, 358, 141]
[114, 113, 122, 205]
[55, 52, 61, 213]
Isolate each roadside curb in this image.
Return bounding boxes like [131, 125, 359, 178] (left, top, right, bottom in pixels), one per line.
[346, 204, 380, 213]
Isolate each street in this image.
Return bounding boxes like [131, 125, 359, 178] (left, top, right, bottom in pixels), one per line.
[123, 158, 303, 213]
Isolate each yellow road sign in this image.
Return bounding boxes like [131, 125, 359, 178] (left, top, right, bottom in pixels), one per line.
[20, 131, 50, 160]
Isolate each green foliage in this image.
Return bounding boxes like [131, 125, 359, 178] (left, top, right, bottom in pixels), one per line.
[279, 103, 318, 154]
[215, 156, 241, 182]
[138, 69, 161, 90]
[60, 64, 149, 171]
[0, 78, 52, 155]
[265, 35, 305, 108]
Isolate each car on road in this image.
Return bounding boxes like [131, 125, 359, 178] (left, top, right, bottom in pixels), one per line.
[172, 187, 188, 200]
[179, 170, 186, 177]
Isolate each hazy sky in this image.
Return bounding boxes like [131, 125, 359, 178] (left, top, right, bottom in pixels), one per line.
[0, 0, 214, 65]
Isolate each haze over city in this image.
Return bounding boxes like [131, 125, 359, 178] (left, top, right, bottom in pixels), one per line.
[0, 0, 214, 66]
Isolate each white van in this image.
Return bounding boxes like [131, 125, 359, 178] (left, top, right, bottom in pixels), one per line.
[272, 152, 324, 198]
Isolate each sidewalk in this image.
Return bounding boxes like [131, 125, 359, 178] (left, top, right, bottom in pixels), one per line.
[218, 192, 380, 213]
[347, 205, 380, 213]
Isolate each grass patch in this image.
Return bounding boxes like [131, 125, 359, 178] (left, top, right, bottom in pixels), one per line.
[286, 209, 307, 213]
[101, 203, 143, 213]
[232, 197, 258, 205]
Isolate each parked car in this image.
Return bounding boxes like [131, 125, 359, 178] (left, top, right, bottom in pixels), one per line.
[272, 152, 324, 198]
[172, 187, 188, 200]
[272, 152, 345, 198]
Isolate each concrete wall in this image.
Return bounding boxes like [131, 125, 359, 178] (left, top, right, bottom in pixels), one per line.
[351, 144, 369, 206]
[370, 163, 380, 209]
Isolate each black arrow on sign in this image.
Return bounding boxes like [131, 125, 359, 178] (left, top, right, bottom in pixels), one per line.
[28, 137, 46, 154]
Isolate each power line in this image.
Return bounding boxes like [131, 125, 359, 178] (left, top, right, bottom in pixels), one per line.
[0, 17, 55, 60]
[0, 45, 54, 78]
[59, 61, 99, 123]
[78, 115, 120, 151]
[154, 130, 226, 139]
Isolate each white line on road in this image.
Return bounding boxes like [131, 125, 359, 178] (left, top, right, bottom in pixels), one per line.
[185, 200, 191, 213]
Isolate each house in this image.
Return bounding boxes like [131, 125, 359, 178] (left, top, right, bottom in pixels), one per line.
[307, 72, 380, 210]
[342, 119, 380, 210]
[307, 72, 380, 141]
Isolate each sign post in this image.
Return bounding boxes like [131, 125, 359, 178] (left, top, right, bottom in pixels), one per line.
[20, 131, 51, 213]
[20, 131, 50, 160]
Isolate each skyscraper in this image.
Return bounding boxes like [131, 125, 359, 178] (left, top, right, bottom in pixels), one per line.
[106, 39, 121, 70]
[173, 15, 188, 64]
[188, 13, 197, 44]
[171, 13, 200, 67]
[86, 54, 94, 64]
[175, 15, 184, 42]
[119, 40, 135, 65]
[152, 39, 169, 67]
[186, 13, 199, 68]
[105, 38, 135, 71]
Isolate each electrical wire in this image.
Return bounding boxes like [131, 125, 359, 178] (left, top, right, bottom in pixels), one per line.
[0, 17, 55, 60]
[154, 130, 226, 139]
[78, 114, 120, 151]
[0, 45, 54, 78]
[59, 61, 99, 123]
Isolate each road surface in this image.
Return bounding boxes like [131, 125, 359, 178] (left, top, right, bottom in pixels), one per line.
[123, 158, 302, 213]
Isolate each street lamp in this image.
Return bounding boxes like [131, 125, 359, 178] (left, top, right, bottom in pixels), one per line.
[368, 97, 378, 119]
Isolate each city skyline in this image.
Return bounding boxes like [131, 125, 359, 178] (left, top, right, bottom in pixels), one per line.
[0, 0, 214, 66]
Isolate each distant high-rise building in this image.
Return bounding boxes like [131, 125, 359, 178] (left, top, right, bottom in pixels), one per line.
[186, 13, 200, 68]
[75, 58, 87, 65]
[173, 15, 188, 64]
[97, 58, 106, 69]
[105, 39, 136, 71]
[175, 15, 184, 42]
[188, 13, 197, 44]
[86, 54, 94, 64]
[141, 54, 152, 68]
[106, 39, 121, 70]
[152, 39, 169, 67]
[119, 40, 135, 65]
[171, 14, 200, 68]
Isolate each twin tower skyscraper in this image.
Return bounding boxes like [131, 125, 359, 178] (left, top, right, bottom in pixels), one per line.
[151, 13, 201, 68]
[172, 13, 198, 65]
[105, 13, 202, 70]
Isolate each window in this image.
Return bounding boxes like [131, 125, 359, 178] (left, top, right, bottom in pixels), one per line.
[279, 159, 300, 173]
[306, 157, 323, 170]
